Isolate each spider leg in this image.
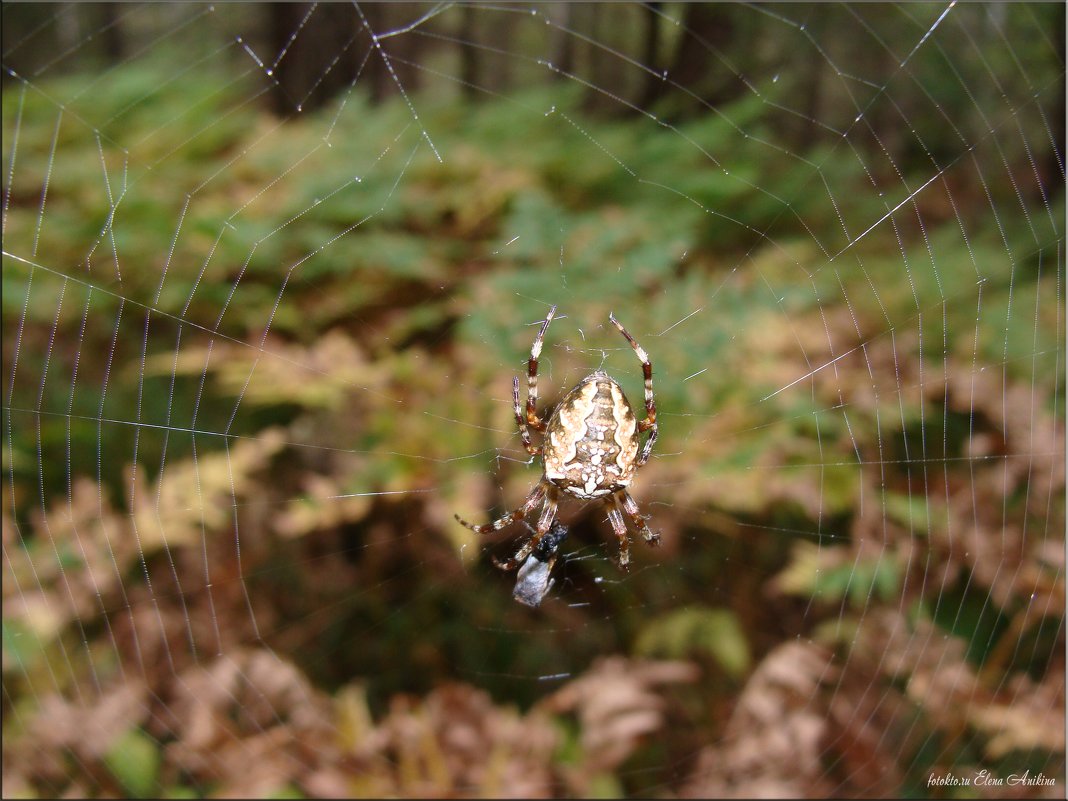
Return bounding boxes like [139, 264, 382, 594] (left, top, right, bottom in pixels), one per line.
[525, 305, 557, 432]
[513, 376, 540, 455]
[609, 312, 657, 465]
[605, 494, 631, 571]
[620, 489, 660, 547]
[455, 481, 546, 534]
[493, 484, 559, 571]
[638, 425, 658, 467]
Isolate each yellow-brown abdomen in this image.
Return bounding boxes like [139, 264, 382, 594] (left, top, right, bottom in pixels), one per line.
[542, 372, 640, 499]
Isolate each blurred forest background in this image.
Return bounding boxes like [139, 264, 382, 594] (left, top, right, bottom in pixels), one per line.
[2, 2, 1065, 798]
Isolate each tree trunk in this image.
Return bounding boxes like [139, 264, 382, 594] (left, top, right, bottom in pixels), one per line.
[669, 2, 742, 113]
[795, 7, 826, 151]
[99, 3, 125, 64]
[268, 3, 364, 115]
[380, 4, 420, 98]
[459, 3, 478, 100]
[547, 3, 575, 80]
[638, 2, 664, 108]
[1041, 3, 1065, 201]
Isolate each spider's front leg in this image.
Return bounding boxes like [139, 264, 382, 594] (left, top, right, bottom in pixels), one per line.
[525, 305, 557, 430]
[513, 377, 540, 455]
[514, 306, 557, 455]
[609, 312, 657, 466]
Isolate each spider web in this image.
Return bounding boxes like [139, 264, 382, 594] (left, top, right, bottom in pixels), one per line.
[2, 2, 1064, 797]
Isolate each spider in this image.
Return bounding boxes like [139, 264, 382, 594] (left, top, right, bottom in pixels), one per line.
[455, 305, 659, 571]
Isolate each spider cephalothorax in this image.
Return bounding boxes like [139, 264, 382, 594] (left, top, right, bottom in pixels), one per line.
[455, 305, 659, 571]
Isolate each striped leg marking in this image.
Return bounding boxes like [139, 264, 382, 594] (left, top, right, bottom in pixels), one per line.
[525, 305, 556, 431]
[620, 489, 660, 546]
[455, 481, 547, 534]
[606, 493, 631, 570]
[609, 312, 657, 465]
[494, 485, 560, 571]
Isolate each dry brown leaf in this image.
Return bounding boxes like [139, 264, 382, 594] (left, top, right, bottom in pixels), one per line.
[542, 656, 698, 778]
[681, 640, 836, 798]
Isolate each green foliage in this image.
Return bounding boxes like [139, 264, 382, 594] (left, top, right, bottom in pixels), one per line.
[930, 575, 1012, 669]
[883, 492, 932, 536]
[2, 619, 40, 677]
[776, 540, 903, 608]
[103, 729, 161, 798]
[634, 606, 751, 678]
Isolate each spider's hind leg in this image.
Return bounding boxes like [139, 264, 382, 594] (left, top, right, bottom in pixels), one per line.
[620, 489, 660, 547]
[605, 494, 631, 571]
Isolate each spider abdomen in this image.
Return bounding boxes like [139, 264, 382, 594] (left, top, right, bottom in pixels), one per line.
[542, 371, 640, 499]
